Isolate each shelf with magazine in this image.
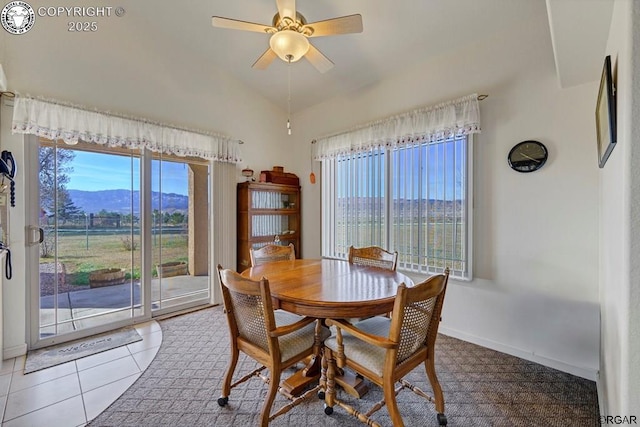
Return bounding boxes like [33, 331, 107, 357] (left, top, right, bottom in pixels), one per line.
[237, 181, 301, 271]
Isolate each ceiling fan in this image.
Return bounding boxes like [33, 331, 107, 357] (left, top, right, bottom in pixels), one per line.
[211, 0, 363, 73]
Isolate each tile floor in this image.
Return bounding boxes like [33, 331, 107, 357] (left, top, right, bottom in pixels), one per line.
[0, 320, 162, 427]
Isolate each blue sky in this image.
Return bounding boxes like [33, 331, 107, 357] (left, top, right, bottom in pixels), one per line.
[66, 151, 189, 195]
[336, 138, 466, 200]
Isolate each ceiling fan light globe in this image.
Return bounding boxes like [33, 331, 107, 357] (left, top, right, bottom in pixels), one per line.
[269, 30, 309, 63]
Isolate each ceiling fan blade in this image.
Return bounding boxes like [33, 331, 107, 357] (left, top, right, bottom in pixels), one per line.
[304, 14, 363, 37]
[305, 43, 334, 73]
[276, 0, 296, 20]
[252, 48, 278, 70]
[211, 16, 274, 33]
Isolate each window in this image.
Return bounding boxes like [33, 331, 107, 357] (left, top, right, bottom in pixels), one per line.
[322, 135, 472, 279]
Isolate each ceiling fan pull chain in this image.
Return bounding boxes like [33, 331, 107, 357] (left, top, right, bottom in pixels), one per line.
[287, 55, 292, 135]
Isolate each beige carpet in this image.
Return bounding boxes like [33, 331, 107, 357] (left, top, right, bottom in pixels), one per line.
[89, 306, 599, 426]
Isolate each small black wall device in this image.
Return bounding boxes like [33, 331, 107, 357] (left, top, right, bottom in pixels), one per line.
[0, 150, 16, 207]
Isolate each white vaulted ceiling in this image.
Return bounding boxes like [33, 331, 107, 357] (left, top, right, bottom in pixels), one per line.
[1, 0, 612, 113]
[545, 0, 614, 88]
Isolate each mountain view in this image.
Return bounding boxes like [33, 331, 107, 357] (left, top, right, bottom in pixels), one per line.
[68, 189, 188, 215]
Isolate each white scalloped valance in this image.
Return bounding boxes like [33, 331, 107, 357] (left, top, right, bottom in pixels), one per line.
[313, 93, 481, 160]
[11, 95, 243, 163]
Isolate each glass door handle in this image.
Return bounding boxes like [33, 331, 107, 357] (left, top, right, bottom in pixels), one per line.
[26, 226, 44, 245]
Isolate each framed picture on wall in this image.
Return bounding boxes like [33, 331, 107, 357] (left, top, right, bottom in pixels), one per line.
[596, 55, 617, 168]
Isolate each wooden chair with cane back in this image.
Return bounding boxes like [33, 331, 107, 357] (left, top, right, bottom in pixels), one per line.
[348, 245, 398, 320]
[250, 243, 296, 266]
[348, 245, 398, 271]
[322, 268, 450, 427]
[216, 265, 329, 427]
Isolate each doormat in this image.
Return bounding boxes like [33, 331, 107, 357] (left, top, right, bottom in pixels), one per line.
[24, 327, 143, 374]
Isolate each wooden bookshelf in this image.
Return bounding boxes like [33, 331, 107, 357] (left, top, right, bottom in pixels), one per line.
[237, 181, 301, 272]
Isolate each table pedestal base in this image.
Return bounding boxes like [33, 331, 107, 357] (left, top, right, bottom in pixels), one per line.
[281, 369, 320, 396]
[335, 369, 369, 398]
[281, 357, 369, 399]
[282, 371, 369, 398]
[280, 356, 321, 396]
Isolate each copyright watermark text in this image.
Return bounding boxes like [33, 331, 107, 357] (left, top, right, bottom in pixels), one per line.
[1, 1, 126, 34]
[600, 415, 638, 425]
[36, 6, 125, 17]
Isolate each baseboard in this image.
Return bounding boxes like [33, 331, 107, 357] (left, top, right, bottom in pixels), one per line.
[4, 343, 27, 360]
[439, 326, 598, 381]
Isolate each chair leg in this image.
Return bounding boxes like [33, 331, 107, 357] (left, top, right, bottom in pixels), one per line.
[324, 349, 337, 415]
[425, 356, 445, 418]
[383, 376, 404, 427]
[218, 348, 239, 406]
[318, 348, 327, 400]
[259, 368, 281, 427]
[424, 356, 444, 413]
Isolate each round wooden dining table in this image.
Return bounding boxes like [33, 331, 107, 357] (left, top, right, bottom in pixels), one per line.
[240, 258, 415, 319]
[240, 258, 414, 397]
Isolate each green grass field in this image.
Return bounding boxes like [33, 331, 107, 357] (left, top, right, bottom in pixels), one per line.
[41, 231, 188, 286]
[335, 221, 467, 272]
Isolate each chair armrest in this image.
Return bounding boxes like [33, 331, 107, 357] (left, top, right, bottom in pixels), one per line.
[270, 316, 316, 337]
[326, 318, 397, 349]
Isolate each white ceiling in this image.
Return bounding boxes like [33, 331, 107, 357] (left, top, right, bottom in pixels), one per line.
[546, 0, 614, 88]
[186, 0, 547, 111]
[202, 0, 534, 110]
[2, 0, 613, 113]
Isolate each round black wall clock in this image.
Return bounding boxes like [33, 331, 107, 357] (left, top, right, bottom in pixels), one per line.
[508, 140, 548, 173]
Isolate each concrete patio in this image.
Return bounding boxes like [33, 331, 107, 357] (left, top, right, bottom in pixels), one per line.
[39, 275, 210, 335]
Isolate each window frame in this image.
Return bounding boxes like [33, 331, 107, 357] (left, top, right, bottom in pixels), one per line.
[321, 135, 474, 281]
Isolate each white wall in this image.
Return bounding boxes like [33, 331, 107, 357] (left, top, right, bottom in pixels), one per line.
[292, 2, 600, 379]
[599, 0, 640, 416]
[0, 18, 291, 356]
[0, 101, 28, 359]
[0, 26, 290, 171]
[629, 1, 640, 413]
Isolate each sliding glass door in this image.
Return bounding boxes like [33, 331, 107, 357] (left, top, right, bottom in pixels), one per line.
[29, 138, 210, 348]
[34, 139, 142, 343]
[151, 154, 210, 313]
